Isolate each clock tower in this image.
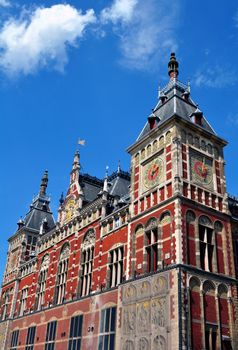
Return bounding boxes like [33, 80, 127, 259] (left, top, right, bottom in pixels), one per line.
[127, 53, 237, 349]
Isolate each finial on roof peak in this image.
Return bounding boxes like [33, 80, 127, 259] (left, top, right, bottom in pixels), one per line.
[168, 52, 179, 80]
[117, 160, 121, 174]
[59, 192, 64, 205]
[39, 170, 48, 197]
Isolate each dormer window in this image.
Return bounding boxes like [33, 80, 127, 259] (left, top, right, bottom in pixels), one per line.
[191, 107, 203, 126]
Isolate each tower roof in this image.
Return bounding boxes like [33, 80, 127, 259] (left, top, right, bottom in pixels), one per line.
[137, 54, 217, 142]
[17, 171, 55, 234]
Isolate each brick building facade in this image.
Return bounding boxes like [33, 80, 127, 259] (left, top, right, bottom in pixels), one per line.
[0, 54, 238, 350]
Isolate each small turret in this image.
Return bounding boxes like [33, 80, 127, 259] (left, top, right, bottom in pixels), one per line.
[17, 218, 25, 230]
[39, 170, 48, 197]
[168, 53, 179, 80]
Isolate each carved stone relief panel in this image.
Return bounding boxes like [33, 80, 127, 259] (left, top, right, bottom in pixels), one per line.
[138, 337, 150, 350]
[151, 297, 166, 329]
[137, 301, 150, 334]
[123, 284, 137, 303]
[137, 281, 151, 299]
[120, 272, 170, 350]
[153, 335, 166, 350]
[123, 340, 134, 350]
[152, 276, 168, 296]
[123, 305, 136, 335]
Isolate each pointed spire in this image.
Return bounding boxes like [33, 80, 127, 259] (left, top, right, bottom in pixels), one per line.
[39, 170, 48, 197]
[70, 150, 80, 184]
[158, 85, 161, 99]
[72, 150, 80, 171]
[59, 192, 64, 205]
[117, 160, 121, 174]
[103, 166, 109, 192]
[168, 52, 179, 80]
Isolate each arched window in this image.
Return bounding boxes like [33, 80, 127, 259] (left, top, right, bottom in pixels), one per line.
[19, 287, 28, 316]
[194, 137, 200, 148]
[203, 281, 217, 350]
[144, 218, 159, 273]
[189, 277, 202, 349]
[159, 135, 164, 147]
[166, 131, 172, 144]
[186, 211, 196, 265]
[55, 244, 70, 304]
[80, 229, 95, 297]
[36, 254, 50, 310]
[147, 144, 152, 156]
[109, 245, 124, 288]
[2, 289, 10, 320]
[153, 140, 158, 152]
[198, 216, 214, 272]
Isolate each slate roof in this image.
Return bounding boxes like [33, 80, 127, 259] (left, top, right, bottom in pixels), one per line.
[137, 79, 216, 141]
[228, 196, 238, 219]
[79, 170, 130, 204]
[24, 195, 55, 232]
[79, 174, 103, 203]
[108, 170, 130, 198]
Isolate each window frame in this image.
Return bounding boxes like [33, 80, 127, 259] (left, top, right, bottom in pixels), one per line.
[25, 326, 36, 350]
[45, 321, 57, 350]
[98, 307, 116, 350]
[108, 246, 124, 288]
[10, 330, 19, 350]
[68, 315, 83, 350]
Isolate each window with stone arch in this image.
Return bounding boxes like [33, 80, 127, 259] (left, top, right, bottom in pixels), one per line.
[203, 281, 217, 350]
[1, 288, 11, 320]
[186, 210, 196, 265]
[36, 254, 50, 310]
[108, 245, 124, 288]
[198, 216, 216, 272]
[218, 283, 231, 350]
[144, 218, 160, 273]
[133, 224, 144, 275]
[80, 229, 95, 297]
[160, 212, 171, 266]
[189, 277, 201, 349]
[55, 243, 70, 305]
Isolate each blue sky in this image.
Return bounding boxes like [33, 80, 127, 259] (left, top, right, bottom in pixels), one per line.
[0, 0, 238, 280]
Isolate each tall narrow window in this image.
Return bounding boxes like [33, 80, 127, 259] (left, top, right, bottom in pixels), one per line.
[98, 307, 116, 350]
[205, 325, 218, 350]
[199, 217, 214, 271]
[25, 326, 36, 350]
[68, 315, 83, 350]
[36, 254, 49, 310]
[10, 330, 19, 350]
[2, 289, 10, 320]
[145, 219, 158, 273]
[80, 230, 95, 297]
[109, 246, 124, 288]
[55, 244, 70, 304]
[45, 321, 57, 350]
[19, 288, 28, 316]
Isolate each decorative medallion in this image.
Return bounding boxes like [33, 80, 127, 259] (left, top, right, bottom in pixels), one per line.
[190, 150, 213, 188]
[64, 197, 76, 222]
[143, 157, 164, 190]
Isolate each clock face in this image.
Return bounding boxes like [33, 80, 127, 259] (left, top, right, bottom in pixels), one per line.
[190, 151, 213, 188]
[143, 157, 164, 190]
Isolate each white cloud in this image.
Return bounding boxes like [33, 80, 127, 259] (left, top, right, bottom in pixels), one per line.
[194, 65, 237, 88]
[0, 4, 96, 76]
[227, 114, 238, 126]
[0, 0, 10, 7]
[100, 0, 179, 70]
[101, 0, 138, 24]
